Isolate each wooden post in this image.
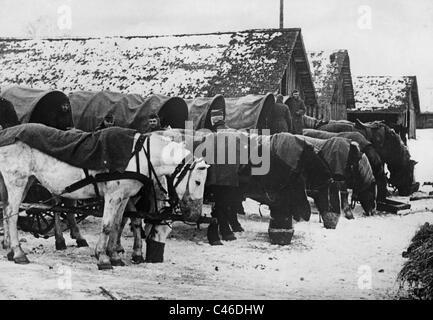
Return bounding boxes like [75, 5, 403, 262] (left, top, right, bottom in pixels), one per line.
[280, 0, 284, 29]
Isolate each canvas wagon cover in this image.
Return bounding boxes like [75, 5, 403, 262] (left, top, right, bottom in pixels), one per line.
[70, 91, 189, 132]
[186, 95, 226, 130]
[225, 94, 275, 130]
[0, 85, 70, 124]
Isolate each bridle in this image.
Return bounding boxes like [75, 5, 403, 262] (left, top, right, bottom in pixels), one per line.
[138, 134, 197, 218]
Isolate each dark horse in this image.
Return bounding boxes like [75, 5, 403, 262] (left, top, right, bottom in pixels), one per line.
[299, 135, 377, 217]
[202, 131, 336, 245]
[303, 129, 387, 202]
[311, 119, 418, 196]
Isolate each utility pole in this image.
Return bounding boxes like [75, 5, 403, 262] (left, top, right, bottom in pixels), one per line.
[280, 0, 284, 29]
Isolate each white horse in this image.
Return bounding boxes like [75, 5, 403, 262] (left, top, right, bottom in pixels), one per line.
[0, 132, 208, 270]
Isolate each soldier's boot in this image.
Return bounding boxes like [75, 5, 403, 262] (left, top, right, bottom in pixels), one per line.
[207, 218, 223, 246]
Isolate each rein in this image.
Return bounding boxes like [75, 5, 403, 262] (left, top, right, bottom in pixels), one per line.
[141, 136, 195, 214]
[59, 133, 196, 223]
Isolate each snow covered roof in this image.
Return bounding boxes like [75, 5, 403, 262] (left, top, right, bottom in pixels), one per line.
[352, 76, 420, 113]
[308, 49, 355, 108]
[0, 28, 317, 105]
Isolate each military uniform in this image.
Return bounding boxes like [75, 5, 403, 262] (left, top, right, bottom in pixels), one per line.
[206, 119, 245, 245]
[270, 102, 293, 134]
[286, 96, 307, 134]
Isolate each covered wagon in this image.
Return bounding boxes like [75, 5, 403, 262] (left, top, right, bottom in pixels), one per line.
[0, 85, 73, 130]
[69, 91, 189, 132]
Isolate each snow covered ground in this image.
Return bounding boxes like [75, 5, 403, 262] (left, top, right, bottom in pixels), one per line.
[408, 129, 433, 185]
[0, 130, 432, 300]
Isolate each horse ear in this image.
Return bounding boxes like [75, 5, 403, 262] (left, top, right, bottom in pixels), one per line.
[355, 119, 366, 129]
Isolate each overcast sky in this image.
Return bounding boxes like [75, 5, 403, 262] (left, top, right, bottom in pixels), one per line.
[1, 0, 433, 110]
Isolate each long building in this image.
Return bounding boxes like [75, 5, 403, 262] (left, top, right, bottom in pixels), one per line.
[349, 75, 420, 139]
[0, 28, 317, 109]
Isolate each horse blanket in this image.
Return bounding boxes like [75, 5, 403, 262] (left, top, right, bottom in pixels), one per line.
[318, 120, 355, 133]
[297, 135, 350, 178]
[303, 129, 371, 151]
[268, 133, 308, 172]
[0, 123, 137, 172]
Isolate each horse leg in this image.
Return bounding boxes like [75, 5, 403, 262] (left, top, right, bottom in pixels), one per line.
[1, 209, 10, 251]
[131, 217, 145, 264]
[3, 179, 29, 264]
[115, 216, 128, 254]
[106, 205, 127, 267]
[0, 178, 10, 250]
[340, 183, 354, 219]
[95, 193, 128, 270]
[226, 188, 244, 232]
[66, 212, 88, 247]
[329, 182, 341, 216]
[144, 223, 172, 263]
[53, 212, 67, 250]
[207, 204, 222, 246]
[214, 187, 235, 241]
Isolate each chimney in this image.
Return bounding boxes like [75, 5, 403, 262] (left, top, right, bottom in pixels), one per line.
[280, 0, 284, 29]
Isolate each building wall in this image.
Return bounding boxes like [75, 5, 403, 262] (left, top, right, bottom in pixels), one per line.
[330, 76, 348, 120]
[280, 55, 310, 111]
[417, 113, 433, 128]
[408, 91, 417, 139]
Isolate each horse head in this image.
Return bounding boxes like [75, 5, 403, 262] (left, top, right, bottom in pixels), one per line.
[152, 133, 209, 221]
[300, 143, 340, 228]
[346, 142, 377, 216]
[355, 120, 418, 196]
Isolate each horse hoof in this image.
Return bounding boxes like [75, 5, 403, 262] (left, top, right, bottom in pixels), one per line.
[222, 233, 236, 241]
[110, 259, 125, 267]
[97, 262, 113, 270]
[55, 241, 67, 251]
[132, 255, 145, 264]
[76, 239, 89, 248]
[6, 251, 14, 261]
[14, 255, 30, 264]
[210, 240, 223, 246]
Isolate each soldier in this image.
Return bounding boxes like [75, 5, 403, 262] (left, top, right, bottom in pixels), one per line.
[95, 112, 115, 131]
[148, 113, 162, 131]
[270, 94, 293, 134]
[207, 108, 245, 246]
[286, 89, 307, 134]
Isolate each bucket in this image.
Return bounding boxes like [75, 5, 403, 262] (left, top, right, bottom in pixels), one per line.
[321, 211, 340, 229]
[268, 227, 294, 245]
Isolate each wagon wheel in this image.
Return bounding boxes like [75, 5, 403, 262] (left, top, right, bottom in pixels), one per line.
[18, 209, 56, 239]
[17, 182, 58, 238]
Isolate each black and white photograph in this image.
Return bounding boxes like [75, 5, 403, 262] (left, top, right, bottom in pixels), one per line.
[0, 0, 433, 303]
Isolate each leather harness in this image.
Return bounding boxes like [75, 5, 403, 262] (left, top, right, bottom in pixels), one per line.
[60, 133, 196, 219]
